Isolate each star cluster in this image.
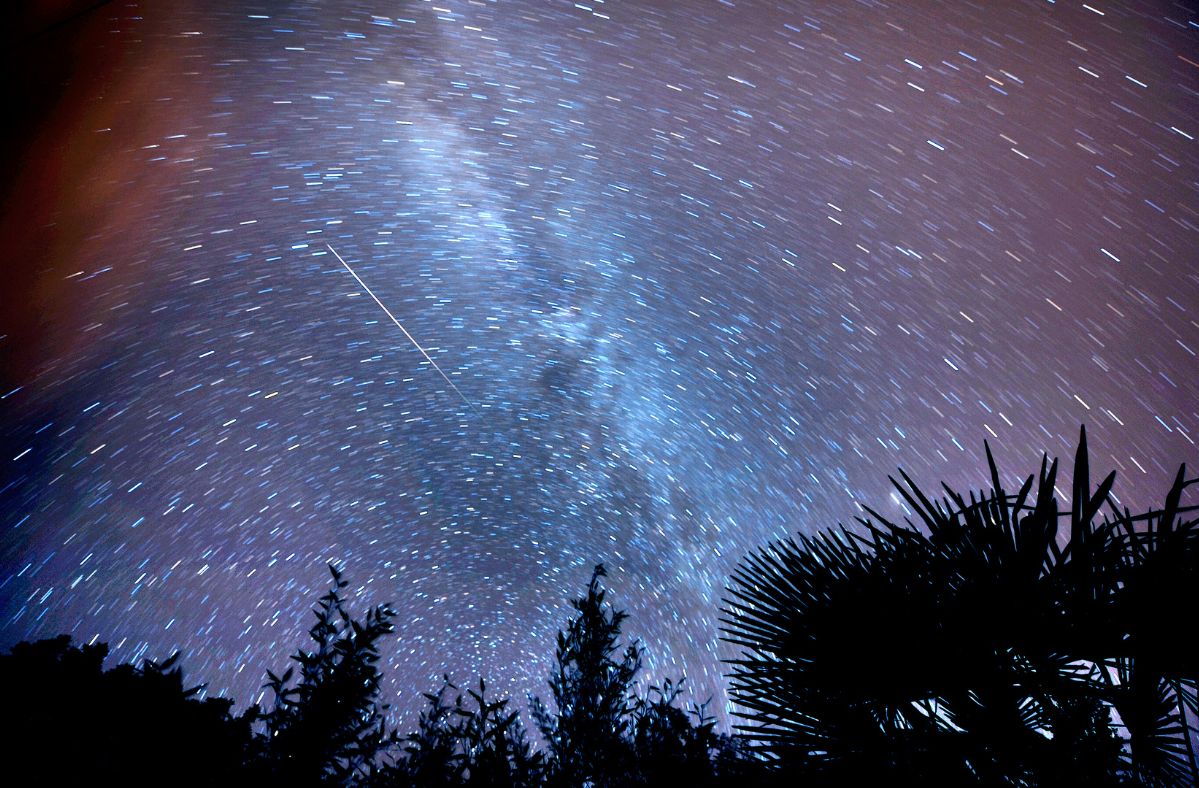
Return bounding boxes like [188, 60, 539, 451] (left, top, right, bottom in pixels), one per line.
[2, 0, 1196, 723]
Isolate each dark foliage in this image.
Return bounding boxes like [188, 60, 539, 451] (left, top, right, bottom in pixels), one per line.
[530, 563, 752, 788]
[260, 563, 399, 785]
[375, 676, 544, 787]
[0, 634, 257, 785]
[722, 426, 1198, 786]
[532, 563, 643, 787]
[0, 562, 748, 787]
[368, 563, 744, 787]
[8, 426, 1186, 785]
[629, 678, 748, 787]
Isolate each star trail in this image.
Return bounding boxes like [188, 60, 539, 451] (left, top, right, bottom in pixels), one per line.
[2, 0, 1196, 725]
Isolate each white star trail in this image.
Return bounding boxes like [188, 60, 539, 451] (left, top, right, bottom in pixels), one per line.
[327, 244, 476, 412]
[2, 0, 1194, 733]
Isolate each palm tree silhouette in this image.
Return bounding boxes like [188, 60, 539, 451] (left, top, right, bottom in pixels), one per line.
[721, 427, 1197, 785]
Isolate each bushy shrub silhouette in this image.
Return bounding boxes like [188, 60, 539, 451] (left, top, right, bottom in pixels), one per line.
[531, 564, 643, 787]
[629, 677, 746, 787]
[721, 427, 1197, 786]
[0, 634, 257, 785]
[529, 563, 748, 787]
[260, 563, 399, 784]
[0, 563, 748, 786]
[12, 427, 1184, 784]
[376, 676, 544, 787]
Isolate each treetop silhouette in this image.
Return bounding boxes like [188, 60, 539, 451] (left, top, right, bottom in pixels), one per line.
[721, 426, 1198, 786]
[261, 562, 398, 784]
[2, 426, 1193, 785]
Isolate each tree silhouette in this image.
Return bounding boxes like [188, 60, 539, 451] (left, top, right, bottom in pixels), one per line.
[261, 563, 398, 784]
[388, 678, 465, 786]
[0, 635, 257, 785]
[629, 677, 747, 787]
[531, 563, 643, 788]
[19, 426, 1187, 785]
[383, 676, 544, 787]
[721, 427, 1197, 785]
[2, 561, 755, 786]
[447, 678, 544, 787]
[526, 563, 754, 787]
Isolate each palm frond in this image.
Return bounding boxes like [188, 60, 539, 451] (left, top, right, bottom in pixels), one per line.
[722, 427, 1196, 783]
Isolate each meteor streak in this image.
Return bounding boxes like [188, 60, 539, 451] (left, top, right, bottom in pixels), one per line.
[328, 244, 476, 412]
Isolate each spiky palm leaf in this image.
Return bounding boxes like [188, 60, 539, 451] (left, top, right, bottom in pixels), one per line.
[722, 427, 1195, 784]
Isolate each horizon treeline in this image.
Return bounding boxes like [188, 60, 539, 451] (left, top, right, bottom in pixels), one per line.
[3, 427, 1196, 786]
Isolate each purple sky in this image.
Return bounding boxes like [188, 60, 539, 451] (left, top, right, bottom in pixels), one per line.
[2, 0, 1196, 725]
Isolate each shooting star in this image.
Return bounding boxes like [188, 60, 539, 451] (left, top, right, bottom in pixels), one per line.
[327, 244, 476, 412]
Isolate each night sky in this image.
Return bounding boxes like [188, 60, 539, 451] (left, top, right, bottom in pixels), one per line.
[2, 0, 1196, 724]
